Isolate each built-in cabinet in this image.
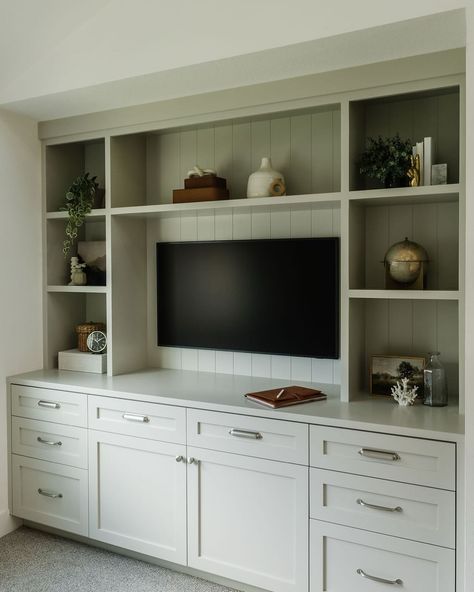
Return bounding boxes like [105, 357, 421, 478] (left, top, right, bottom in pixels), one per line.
[41, 73, 465, 414]
[8, 379, 461, 592]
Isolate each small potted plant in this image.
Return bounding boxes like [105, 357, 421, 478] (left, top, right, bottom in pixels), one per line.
[61, 173, 100, 256]
[359, 133, 412, 188]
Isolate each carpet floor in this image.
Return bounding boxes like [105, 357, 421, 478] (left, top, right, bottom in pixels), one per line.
[0, 527, 236, 592]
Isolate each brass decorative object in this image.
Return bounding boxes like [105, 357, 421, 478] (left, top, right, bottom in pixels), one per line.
[384, 237, 429, 289]
[407, 154, 420, 187]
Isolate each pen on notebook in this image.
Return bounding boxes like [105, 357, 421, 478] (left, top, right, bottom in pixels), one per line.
[276, 388, 285, 399]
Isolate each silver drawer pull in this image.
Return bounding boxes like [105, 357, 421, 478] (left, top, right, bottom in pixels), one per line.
[37, 436, 62, 447]
[187, 457, 199, 465]
[38, 400, 61, 409]
[358, 448, 400, 461]
[357, 498, 402, 513]
[175, 455, 185, 463]
[229, 428, 262, 440]
[38, 488, 63, 499]
[122, 413, 150, 423]
[357, 568, 402, 585]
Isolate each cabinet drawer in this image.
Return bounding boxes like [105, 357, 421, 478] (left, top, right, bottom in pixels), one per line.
[310, 520, 455, 592]
[11, 417, 87, 469]
[187, 409, 308, 464]
[310, 468, 455, 547]
[12, 455, 88, 536]
[310, 426, 455, 490]
[88, 395, 186, 443]
[11, 384, 87, 427]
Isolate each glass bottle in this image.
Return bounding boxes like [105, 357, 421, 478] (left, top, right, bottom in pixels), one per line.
[423, 352, 448, 407]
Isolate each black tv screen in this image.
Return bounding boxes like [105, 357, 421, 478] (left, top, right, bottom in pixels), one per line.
[156, 238, 339, 359]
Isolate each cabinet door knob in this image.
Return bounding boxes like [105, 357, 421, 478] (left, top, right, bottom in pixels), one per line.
[187, 457, 199, 465]
[175, 455, 184, 463]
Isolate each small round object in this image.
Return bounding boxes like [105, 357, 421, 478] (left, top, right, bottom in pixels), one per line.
[384, 237, 428, 284]
[269, 177, 286, 197]
[86, 330, 107, 353]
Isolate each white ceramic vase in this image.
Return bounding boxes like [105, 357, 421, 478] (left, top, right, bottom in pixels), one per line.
[71, 271, 87, 286]
[247, 157, 285, 198]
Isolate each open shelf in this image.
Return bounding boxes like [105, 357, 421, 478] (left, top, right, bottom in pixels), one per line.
[45, 139, 106, 212]
[349, 86, 460, 191]
[111, 192, 342, 218]
[46, 209, 107, 220]
[349, 289, 460, 300]
[47, 285, 108, 294]
[110, 105, 341, 208]
[348, 183, 459, 206]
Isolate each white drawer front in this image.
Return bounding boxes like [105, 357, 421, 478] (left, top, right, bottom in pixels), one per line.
[12, 417, 87, 469]
[11, 384, 87, 427]
[12, 455, 88, 536]
[310, 521, 455, 592]
[88, 395, 186, 443]
[310, 426, 455, 490]
[310, 468, 455, 547]
[187, 409, 308, 464]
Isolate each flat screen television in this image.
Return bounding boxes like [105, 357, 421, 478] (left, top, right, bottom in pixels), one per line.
[156, 238, 339, 359]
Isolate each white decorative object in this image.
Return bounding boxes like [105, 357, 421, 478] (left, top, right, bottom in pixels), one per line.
[247, 157, 285, 198]
[390, 377, 419, 406]
[69, 257, 87, 286]
[186, 165, 217, 178]
[58, 348, 107, 373]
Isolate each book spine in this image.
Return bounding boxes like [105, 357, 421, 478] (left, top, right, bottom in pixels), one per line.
[416, 141, 424, 185]
[423, 136, 434, 186]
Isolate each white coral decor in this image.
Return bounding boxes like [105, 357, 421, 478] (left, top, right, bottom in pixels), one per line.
[390, 377, 418, 406]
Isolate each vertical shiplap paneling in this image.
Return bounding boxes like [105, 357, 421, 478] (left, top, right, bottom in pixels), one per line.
[270, 117, 291, 181]
[291, 208, 312, 238]
[214, 124, 233, 193]
[250, 120, 271, 173]
[436, 300, 459, 396]
[388, 98, 414, 141]
[197, 212, 215, 241]
[288, 114, 312, 195]
[437, 93, 460, 184]
[388, 204, 413, 246]
[180, 212, 198, 241]
[270, 210, 291, 238]
[366, 299, 389, 356]
[233, 210, 252, 239]
[232, 122, 251, 199]
[437, 202, 459, 290]
[196, 127, 215, 171]
[215, 208, 233, 240]
[412, 96, 438, 147]
[388, 300, 414, 353]
[251, 210, 271, 239]
[332, 110, 341, 192]
[251, 354, 271, 378]
[413, 203, 438, 289]
[156, 133, 180, 203]
[311, 206, 334, 238]
[311, 111, 333, 194]
[412, 300, 438, 356]
[179, 130, 197, 182]
[291, 357, 312, 382]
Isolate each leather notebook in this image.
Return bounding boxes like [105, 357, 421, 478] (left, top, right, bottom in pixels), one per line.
[245, 385, 326, 408]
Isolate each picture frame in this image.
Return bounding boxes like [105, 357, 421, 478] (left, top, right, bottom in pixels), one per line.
[370, 354, 425, 397]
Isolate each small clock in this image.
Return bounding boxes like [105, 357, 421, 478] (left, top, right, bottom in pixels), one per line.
[86, 330, 107, 354]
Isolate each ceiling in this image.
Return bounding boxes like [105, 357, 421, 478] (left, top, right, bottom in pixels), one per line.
[0, 3, 466, 121]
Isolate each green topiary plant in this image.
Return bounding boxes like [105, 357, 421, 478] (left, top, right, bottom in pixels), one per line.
[359, 133, 412, 188]
[61, 173, 99, 256]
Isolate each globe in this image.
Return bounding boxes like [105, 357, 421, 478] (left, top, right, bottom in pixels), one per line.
[384, 238, 429, 284]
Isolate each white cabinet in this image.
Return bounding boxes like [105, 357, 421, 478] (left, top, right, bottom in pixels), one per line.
[88, 430, 187, 564]
[187, 446, 308, 592]
[310, 520, 455, 592]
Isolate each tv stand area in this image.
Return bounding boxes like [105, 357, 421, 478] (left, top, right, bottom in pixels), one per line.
[31, 49, 465, 591]
[7, 368, 463, 591]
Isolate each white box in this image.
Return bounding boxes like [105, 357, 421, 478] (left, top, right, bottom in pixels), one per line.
[58, 349, 107, 374]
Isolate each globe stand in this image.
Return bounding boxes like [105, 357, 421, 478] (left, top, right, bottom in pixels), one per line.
[384, 263, 426, 290]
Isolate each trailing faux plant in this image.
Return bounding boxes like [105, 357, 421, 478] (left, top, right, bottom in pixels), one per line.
[61, 173, 99, 256]
[359, 133, 412, 187]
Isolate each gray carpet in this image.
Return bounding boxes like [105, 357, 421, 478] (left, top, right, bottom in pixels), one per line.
[0, 527, 236, 592]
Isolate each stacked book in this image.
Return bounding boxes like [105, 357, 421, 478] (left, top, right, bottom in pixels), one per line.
[173, 175, 229, 203]
[412, 136, 434, 185]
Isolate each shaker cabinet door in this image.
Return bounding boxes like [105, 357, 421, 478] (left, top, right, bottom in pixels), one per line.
[187, 446, 308, 592]
[89, 430, 187, 564]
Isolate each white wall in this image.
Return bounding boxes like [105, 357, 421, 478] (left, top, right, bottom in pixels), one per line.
[0, 110, 42, 536]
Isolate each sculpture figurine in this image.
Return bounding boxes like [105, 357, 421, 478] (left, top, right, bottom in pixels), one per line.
[390, 377, 419, 406]
[407, 153, 420, 187]
[69, 256, 87, 286]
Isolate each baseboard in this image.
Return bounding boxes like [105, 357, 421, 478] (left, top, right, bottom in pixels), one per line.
[0, 509, 22, 538]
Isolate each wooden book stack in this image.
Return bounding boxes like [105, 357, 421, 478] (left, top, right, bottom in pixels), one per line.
[173, 175, 229, 203]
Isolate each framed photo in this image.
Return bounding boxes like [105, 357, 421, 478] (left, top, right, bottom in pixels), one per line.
[370, 355, 425, 397]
